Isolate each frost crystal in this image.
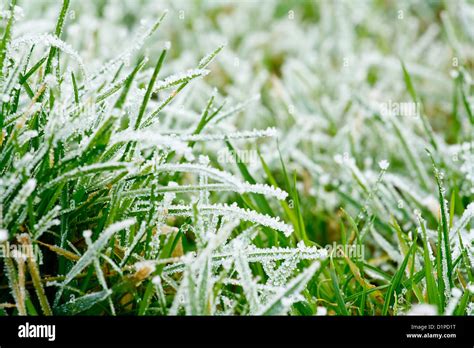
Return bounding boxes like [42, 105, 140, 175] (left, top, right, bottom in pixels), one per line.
[407, 304, 437, 316]
[316, 306, 328, 316]
[167, 203, 293, 236]
[154, 69, 209, 92]
[0, 229, 8, 242]
[378, 159, 390, 170]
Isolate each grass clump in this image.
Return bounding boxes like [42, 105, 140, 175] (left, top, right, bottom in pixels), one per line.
[0, 0, 325, 316]
[0, 0, 473, 316]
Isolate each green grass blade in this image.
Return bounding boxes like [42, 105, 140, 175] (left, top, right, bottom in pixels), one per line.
[382, 236, 417, 315]
[0, 0, 17, 80]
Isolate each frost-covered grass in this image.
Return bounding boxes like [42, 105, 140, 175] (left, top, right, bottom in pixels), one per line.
[0, 0, 473, 316]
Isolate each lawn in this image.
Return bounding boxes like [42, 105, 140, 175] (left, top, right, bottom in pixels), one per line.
[0, 0, 472, 316]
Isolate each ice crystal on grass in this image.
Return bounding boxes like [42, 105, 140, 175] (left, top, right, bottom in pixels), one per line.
[406, 304, 438, 316]
[166, 203, 293, 236]
[0, 229, 8, 242]
[235, 246, 260, 313]
[378, 160, 390, 171]
[257, 262, 320, 315]
[10, 33, 87, 77]
[33, 205, 60, 239]
[153, 69, 210, 92]
[60, 219, 135, 288]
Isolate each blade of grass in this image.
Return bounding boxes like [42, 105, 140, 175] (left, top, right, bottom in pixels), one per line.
[0, 0, 17, 80]
[382, 236, 417, 315]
